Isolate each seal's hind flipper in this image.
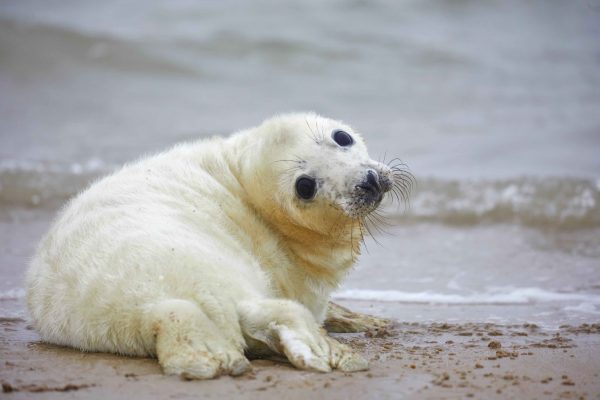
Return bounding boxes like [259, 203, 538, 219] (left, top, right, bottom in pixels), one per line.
[238, 298, 368, 372]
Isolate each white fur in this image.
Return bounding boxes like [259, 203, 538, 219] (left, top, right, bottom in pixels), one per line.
[26, 113, 385, 378]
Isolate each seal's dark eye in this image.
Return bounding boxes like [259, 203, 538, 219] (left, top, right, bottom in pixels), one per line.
[295, 176, 316, 200]
[332, 130, 354, 147]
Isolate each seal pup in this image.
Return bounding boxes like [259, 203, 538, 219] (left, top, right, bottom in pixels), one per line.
[26, 113, 409, 379]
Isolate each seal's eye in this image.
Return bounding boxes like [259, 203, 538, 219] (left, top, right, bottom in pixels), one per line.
[332, 130, 354, 147]
[295, 176, 317, 200]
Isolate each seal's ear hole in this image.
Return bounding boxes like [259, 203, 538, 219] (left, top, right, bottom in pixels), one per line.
[332, 130, 354, 147]
[295, 176, 317, 200]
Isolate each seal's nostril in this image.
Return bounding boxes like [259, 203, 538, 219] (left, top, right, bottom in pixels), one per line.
[366, 170, 381, 192]
[358, 170, 381, 197]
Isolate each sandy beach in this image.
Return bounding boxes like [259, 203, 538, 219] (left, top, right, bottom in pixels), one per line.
[2, 297, 599, 399]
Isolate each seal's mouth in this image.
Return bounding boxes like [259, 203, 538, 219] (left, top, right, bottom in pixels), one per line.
[350, 188, 383, 216]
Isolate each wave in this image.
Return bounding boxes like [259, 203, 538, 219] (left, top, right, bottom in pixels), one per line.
[0, 288, 26, 300]
[334, 287, 600, 305]
[0, 160, 598, 229]
[563, 303, 600, 315]
[0, 16, 353, 79]
[0, 18, 202, 78]
[0, 159, 109, 208]
[388, 177, 600, 229]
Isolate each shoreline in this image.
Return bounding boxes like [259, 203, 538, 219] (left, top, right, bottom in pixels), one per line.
[2, 300, 599, 399]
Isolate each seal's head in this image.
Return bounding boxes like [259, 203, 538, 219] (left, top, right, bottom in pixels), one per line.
[236, 113, 410, 239]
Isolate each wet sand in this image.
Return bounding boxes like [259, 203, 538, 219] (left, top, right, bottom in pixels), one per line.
[2, 297, 599, 400]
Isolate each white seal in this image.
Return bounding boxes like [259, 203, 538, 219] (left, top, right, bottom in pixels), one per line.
[26, 113, 405, 379]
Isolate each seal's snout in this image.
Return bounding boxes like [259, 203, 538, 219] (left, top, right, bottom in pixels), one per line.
[356, 169, 384, 202]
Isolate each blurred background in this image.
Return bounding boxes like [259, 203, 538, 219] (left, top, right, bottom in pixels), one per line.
[1, 0, 599, 326]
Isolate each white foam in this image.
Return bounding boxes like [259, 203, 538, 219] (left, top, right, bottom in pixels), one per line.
[333, 287, 600, 305]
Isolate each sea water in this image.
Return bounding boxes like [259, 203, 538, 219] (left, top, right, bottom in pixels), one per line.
[1, 0, 599, 328]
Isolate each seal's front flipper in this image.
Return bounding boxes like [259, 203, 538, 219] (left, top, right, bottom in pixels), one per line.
[147, 299, 251, 379]
[238, 299, 368, 372]
[323, 301, 390, 333]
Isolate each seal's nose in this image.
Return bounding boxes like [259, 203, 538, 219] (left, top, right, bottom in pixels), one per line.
[358, 169, 381, 197]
